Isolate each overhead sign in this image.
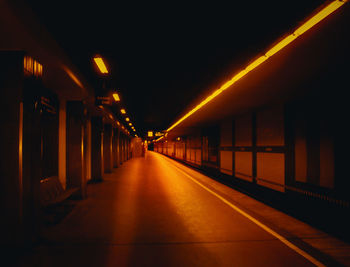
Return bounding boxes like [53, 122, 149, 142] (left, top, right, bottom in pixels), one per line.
[40, 96, 57, 114]
[96, 96, 112, 106]
[155, 132, 164, 137]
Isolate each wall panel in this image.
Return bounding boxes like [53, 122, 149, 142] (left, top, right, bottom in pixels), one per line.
[195, 149, 202, 165]
[256, 105, 284, 146]
[235, 114, 252, 146]
[257, 152, 285, 192]
[221, 121, 232, 147]
[235, 152, 253, 182]
[220, 151, 232, 175]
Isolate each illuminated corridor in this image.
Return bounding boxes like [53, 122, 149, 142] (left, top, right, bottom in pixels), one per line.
[1, 1, 350, 266]
[16, 152, 344, 266]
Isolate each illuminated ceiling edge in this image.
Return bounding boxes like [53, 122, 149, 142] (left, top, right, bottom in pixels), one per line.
[164, 0, 347, 135]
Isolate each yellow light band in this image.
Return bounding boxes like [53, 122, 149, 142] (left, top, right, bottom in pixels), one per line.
[93, 57, 109, 74]
[165, 0, 347, 133]
[155, 136, 164, 142]
[294, 0, 346, 36]
[245, 56, 268, 72]
[265, 34, 297, 58]
[113, 93, 120, 101]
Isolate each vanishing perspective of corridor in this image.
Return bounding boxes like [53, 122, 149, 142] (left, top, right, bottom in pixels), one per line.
[2, 1, 350, 266]
[15, 152, 340, 267]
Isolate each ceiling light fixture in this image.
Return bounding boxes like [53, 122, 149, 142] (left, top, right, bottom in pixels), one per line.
[113, 93, 120, 101]
[93, 57, 109, 74]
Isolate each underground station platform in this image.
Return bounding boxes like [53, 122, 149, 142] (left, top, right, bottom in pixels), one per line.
[1, 0, 350, 266]
[11, 152, 350, 267]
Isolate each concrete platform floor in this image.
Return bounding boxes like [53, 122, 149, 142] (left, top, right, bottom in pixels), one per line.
[16, 152, 350, 266]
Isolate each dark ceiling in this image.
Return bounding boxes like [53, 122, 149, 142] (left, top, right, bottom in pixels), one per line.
[24, 0, 323, 137]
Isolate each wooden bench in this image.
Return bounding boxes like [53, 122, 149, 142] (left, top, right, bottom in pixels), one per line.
[40, 176, 79, 207]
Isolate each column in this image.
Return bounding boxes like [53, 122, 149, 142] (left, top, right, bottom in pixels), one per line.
[66, 101, 87, 198]
[112, 127, 119, 168]
[58, 99, 67, 189]
[0, 51, 40, 245]
[91, 116, 104, 181]
[103, 124, 113, 173]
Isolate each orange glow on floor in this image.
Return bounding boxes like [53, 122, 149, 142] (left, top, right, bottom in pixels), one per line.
[165, 0, 347, 133]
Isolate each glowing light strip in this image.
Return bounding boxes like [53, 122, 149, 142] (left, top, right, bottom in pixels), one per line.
[294, 0, 346, 36]
[23, 56, 43, 77]
[93, 57, 109, 74]
[155, 136, 164, 142]
[166, 0, 347, 133]
[113, 93, 120, 101]
[245, 56, 268, 72]
[63, 66, 84, 88]
[265, 34, 297, 58]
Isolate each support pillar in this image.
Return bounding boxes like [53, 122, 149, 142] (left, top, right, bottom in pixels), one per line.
[85, 118, 92, 181]
[0, 52, 41, 245]
[122, 137, 125, 162]
[0, 52, 26, 246]
[124, 138, 128, 161]
[112, 127, 119, 168]
[127, 138, 131, 159]
[91, 116, 104, 181]
[58, 99, 67, 189]
[103, 124, 113, 173]
[119, 133, 124, 164]
[118, 128, 122, 166]
[66, 101, 87, 198]
[125, 138, 128, 160]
